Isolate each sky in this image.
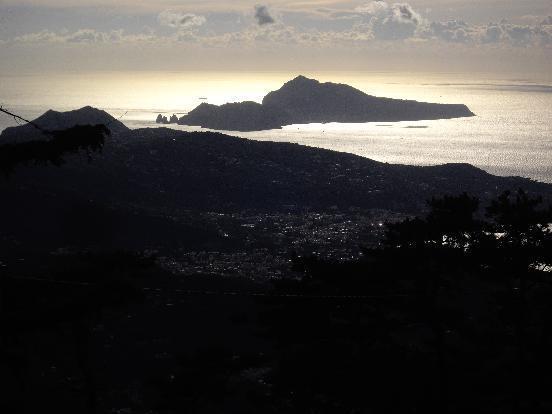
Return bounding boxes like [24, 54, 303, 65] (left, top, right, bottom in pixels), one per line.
[0, 1, 551, 77]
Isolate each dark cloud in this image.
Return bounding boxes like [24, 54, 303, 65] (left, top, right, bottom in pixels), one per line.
[396, 4, 417, 24]
[505, 25, 533, 45]
[541, 16, 552, 25]
[254, 5, 275, 26]
[481, 24, 504, 43]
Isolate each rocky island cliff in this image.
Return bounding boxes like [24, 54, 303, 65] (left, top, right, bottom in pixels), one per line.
[171, 75, 475, 131]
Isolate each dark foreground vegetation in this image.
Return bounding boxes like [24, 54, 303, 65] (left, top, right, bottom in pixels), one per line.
[1, 108, 551, 413]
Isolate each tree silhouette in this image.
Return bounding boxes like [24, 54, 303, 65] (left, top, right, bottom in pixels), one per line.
[383, 194, 483, 412]
[385, 192, 481, 250]
[0, 109, 109, 175]
[280, 191, 552, 412]
[485, 189, 552, 411]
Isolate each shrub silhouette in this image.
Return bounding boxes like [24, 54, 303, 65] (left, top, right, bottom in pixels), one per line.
[0, 124, 109, 175]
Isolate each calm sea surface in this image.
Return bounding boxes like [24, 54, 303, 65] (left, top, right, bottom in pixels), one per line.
[1, 71, 551, 182]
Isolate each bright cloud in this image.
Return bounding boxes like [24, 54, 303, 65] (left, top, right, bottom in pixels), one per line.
[157, 10, 206, 29]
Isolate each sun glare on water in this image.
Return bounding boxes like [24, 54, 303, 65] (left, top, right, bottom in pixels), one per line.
[1, 70, 551, 182]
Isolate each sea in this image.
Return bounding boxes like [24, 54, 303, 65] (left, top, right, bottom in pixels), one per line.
[1, 71, 551, 183]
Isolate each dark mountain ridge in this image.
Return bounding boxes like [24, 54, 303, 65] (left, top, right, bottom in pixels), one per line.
[177, 75, 475, 131]
[1, 106, 546, 215]
[1, 107, 549, 250]
[1, 106, 129, 143]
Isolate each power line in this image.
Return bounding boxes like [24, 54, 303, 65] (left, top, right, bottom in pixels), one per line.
[0, 106, 52, 135]
[6, 275, 93, 287]
[7, 275, 410, 301]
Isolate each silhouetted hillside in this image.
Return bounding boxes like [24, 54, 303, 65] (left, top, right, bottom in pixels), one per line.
[177, 76, 475, 131]
[1, 108, 549, 215]
[1, 107, 549, 251]
[3, 127, 549, 214]
[1, 106, 128, 143]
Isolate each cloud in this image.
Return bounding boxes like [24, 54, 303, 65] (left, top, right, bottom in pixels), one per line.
[428, 20, 473, 43]
[423, 18, 552, 47]
[13, 28, 156, 44]
[254, 5, 275, 26]
[355, 1, 425, 40]
[158, 10, 206, 29]
[14, 30, 65, 43]
[347, 4, 552, 47]
[481, 23, 504, 44]
[355, 1, 388, 16]
[504, 25, 533, 46]
[8, 4, 552, 51]
[66, 29, 113, 43]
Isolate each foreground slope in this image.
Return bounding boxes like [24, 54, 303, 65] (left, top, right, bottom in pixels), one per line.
[178, 75, 475, 131]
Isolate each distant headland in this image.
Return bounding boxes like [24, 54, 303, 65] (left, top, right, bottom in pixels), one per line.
[157, 75, 475, 131]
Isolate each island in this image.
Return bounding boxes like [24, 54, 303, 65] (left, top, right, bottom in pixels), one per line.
[174, 75, 475, 131]
[156, 114, 180, 125]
